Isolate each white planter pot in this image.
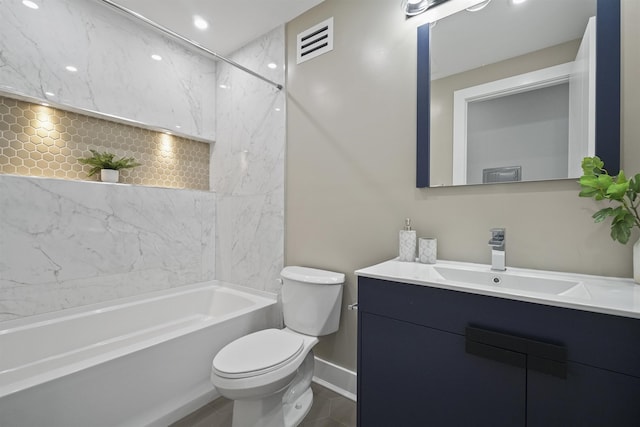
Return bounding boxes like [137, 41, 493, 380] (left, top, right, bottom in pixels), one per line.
[634, 238, 640, 284]
[100, 169, 119, 183]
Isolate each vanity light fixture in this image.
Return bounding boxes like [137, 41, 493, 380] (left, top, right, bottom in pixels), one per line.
[151, 54, 162, 61]
[402, 0, 450, 17]
[466, 0, 492, 12]
[22, 0, 39, 9]
[65, 65, 78, 72]
[193, 15, 209, 30]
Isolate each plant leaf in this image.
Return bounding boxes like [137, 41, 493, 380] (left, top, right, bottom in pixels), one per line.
[579, 187, 599, 198]
[592, 208, 614, 223]
[630, 174, 640, 193]
[579, 175, 599, 188]
[606, 182, 629, 200]
[616, 170, 627, 184]
[610, 218, 633, 244]
[596, 174, 613, 190]
[581, 156, 604, 176]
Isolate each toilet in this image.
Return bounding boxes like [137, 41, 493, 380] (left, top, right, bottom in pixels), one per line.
[210, 266, 345, 427]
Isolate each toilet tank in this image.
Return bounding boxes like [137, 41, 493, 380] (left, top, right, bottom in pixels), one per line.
[281, 266, 345, 336]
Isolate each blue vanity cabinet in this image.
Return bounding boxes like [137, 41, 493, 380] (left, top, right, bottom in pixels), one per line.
[356, 276, 640, 427]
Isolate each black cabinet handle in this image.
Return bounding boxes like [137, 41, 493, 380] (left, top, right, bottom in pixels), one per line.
[466, 326, 567, 379]
[465, 340, 526, 369]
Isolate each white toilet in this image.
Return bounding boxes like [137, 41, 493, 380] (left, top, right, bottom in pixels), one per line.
[210, 266, 345, 427]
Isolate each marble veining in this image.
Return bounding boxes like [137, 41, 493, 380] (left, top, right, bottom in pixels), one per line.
[0, 0, 216, 141]
[0, 175, 216, 321]
[213, 27, 285, 292]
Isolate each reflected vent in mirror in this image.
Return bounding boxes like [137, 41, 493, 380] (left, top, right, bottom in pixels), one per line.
[297, 17, 334, 64]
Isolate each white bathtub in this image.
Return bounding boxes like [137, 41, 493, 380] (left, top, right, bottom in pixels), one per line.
[0, 281, 278, 427]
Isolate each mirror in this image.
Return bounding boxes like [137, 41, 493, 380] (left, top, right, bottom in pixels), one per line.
[416, 0, 620, 187]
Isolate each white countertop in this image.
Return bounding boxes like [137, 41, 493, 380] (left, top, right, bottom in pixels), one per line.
[355, 259, 640, 320]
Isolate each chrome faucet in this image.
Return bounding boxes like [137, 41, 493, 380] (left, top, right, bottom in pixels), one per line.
[488, 228, 506, 271]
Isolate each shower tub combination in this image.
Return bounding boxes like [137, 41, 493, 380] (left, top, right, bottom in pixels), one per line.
[0, 282, 278, 427]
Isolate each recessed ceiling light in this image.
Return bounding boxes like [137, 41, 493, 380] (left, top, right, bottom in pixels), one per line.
[151, 54, 162, 61]
[511, 0, 527, 4]
[193, 15, 209, 30]
[65, 65, 78, 72]
[22, 0, 39, 9]
[275, 107, 281, 112]
[267, 63, 277, 69]
[219, 84, 228, 89]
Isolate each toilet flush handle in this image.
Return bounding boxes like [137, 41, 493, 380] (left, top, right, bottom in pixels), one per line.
[348, 302, 358, 311]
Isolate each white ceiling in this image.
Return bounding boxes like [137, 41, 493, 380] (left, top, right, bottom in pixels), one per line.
[110, 0, 325, 56]
[430, 0, 597, 80]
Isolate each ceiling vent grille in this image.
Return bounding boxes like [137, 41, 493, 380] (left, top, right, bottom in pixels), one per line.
[296, 17, 334, 64]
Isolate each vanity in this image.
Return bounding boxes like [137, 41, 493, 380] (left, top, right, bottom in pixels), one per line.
[355, 260, 640, 426]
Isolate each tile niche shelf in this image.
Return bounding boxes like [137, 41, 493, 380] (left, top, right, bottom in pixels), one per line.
[0, 95, 210, 191]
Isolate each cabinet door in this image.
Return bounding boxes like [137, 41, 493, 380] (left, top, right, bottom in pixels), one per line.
[528, 362, 640, 426]
[358, 312, 526, 427]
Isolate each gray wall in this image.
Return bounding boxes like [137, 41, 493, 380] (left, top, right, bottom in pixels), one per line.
[466, 83, 569, 184]
[286, 0, 639, 371]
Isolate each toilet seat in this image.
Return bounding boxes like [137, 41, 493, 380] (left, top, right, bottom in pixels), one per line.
[213, 329, 304, 379]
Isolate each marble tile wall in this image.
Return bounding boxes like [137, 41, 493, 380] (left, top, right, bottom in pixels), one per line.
[0, 0, 216, 141]
[0, 175, 215, 321]
[212, 27, 286, 293]
[0, 14, 285, 320]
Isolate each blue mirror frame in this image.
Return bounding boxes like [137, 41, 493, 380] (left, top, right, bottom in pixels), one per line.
[416, 0, 620, 188]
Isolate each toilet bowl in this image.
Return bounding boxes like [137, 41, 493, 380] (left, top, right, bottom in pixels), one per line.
[211, 328, 318, 426]
[210, 266, 344, 427]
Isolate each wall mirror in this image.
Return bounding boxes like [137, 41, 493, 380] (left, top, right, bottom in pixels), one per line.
[416, 0, 620, 188]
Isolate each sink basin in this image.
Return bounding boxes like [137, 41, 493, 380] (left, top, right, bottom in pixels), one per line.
[434, 266, 581, 295]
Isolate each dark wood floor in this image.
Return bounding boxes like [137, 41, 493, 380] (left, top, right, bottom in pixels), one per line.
[171, 382, 356, 427]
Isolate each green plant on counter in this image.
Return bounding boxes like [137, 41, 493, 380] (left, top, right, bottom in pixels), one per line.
[579, 156, 640, 244]
[78, 149, 141, 177]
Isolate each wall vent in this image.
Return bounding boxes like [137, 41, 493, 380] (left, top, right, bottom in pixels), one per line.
[297, 17, 334, 64]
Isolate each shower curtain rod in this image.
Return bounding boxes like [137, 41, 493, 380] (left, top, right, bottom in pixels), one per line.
[99, 0, 284, 90]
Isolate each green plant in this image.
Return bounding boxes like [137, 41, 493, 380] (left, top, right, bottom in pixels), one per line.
[579, 156, 640, 244]
[78, 149, 141, 177]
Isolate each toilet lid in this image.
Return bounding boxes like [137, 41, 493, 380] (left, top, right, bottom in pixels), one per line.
[213, 329, 304, 379]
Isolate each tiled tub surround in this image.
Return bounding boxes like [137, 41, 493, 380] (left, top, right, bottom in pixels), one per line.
[0, 0, 216, 141]
[0, 96, 210, 190]
[0, 174, 215, 322]
[213, 27, 285, 293]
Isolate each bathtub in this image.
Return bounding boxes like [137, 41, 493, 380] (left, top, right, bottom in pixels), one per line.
[0, 281, 279, 427]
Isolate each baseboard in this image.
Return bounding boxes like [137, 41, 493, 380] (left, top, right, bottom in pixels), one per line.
[312, 357, 357, 402]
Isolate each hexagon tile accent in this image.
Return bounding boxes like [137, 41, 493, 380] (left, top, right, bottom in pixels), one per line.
[0, 95, 210, 190]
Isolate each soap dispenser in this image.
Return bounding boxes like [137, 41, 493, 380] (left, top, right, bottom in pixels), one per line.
[398, 218, 417, 262]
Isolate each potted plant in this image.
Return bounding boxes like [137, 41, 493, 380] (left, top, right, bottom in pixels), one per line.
[579, 156, 640, 282]
[78, 149, 141, 183]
